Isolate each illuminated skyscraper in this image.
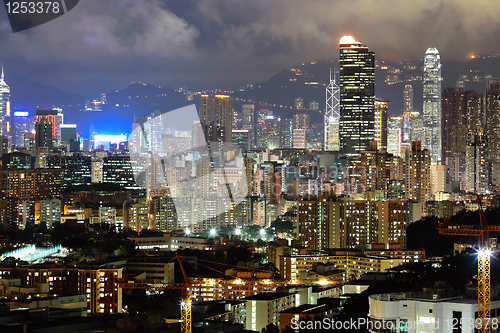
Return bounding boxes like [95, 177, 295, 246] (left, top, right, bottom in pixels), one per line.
[404, 141, 431, 202]
[13, 110, 30, 148]
[325, 72, 340, 151]
[199, 95, 212, 127]
[339, 36, 375, 156]
[213, 95, 233, 144]
[422, 48, 442, 164]
[0, 66, 11, 145]
[442, 87, 465, 164]
[35, 110, 59, 145]
[242, 104, 255, 147]
[402, 85, 413, 142]
[374, 98, 388, 151]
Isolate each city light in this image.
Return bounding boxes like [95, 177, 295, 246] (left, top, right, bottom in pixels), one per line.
[185, 228, 191, 236]
[235, 228, 241, 235]
[260, 229, 265, 236]
[210, 229, 216, 236]
[316, 279, 331, 286]
[478, 248, 492, 258]
[94, 134, 128, 143]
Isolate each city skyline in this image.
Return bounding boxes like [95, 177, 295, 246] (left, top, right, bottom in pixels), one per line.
[0, 0, 499, 95]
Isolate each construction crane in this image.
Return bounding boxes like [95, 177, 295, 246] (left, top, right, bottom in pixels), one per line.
[118, 253, 192, 333]
[117, 254, 341, 333]
[438, 195, 500, 333]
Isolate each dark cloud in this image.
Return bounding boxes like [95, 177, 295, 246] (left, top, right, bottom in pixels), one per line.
[0, 0, 499, 95]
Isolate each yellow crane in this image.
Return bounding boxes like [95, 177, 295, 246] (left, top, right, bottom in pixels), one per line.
[438, 195, 500, 333]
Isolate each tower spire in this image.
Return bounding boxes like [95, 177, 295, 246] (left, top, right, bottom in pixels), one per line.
[1, 64, 4, 81]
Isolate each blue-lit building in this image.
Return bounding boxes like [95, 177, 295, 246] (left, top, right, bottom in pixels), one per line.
[13, 110, 31, 148]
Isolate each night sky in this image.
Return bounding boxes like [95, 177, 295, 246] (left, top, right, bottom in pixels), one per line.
[0, 0, 498, 95]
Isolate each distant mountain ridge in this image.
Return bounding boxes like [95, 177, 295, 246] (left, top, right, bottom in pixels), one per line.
[7, 55, 500, 137]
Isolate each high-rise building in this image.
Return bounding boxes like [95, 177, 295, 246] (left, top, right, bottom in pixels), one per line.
[232, 129, 249, 149]
[486, 79, 500, 186]
[35, 119, 53, 168]
[241, 104, 255, 148]
[404, 141, 431, 202]
[464, 91, 490, 193]
[0, 67, 11, 145]
[199, 95, 212, 127]
[402, 85, 413, 143]
[35, 110, 59, 145]
[325, 73, 340, 151]
[441, 87, 465, 164]
[422, 48, 442, 164]
[486, 79, 500, 163]
[374, 98, 388, 151]
[387, 117, 402, 157]
[60, 124, 77, 144]
[213, 95, 233, 144]
[13, 110, 31, 148]
[339, 35, 375, 156]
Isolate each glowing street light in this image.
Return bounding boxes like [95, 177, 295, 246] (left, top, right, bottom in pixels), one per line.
[260, 229, 265, 236]
[185, 228, 191, 236]
[235, 228, 241, 235]
[210, 229, 216, 236]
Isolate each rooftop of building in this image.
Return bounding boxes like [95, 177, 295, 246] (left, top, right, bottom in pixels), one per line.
[280, 303, 338, 315]
[242, 291, 297, 301]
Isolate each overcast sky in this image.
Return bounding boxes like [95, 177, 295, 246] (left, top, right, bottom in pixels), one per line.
[0, 0, 498, 95]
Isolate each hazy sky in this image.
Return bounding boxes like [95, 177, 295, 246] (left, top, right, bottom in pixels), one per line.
[0, 0, 498, 95]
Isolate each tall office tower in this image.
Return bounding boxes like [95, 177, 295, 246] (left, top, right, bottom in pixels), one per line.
[442, 87, 465, 164]
[387, 117, 402, 157]
[131, 116, 150, 154]
[149, 111, 163, 152]
[0, 67, 10, 145]
[89, 124, 96, 150]
[35, 110, 59, 145]
[339, 36, 375, 156]
[404, 85, 413, 114]
[422, 48, 442, 164]
[242, 104, 255, 148]
[60, 124, 77, 144]
[265, 115, 280, 149]
[35, 119, 53, 168]
[256, 109, 271, 148]
[374, 98, 388, 151]
[280, 118, 293, 149]
[410, 111, 424, 143]
[404, 141, 431, 202]
[402, 85, 413, 142]
[295, 97, 304, 110]
[213, 95, 233, 144]
[55, 108, 63, 139]
[325, 73, 340, 151]
[35, 119, 53, 150]
[13, 110, 30, 148]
